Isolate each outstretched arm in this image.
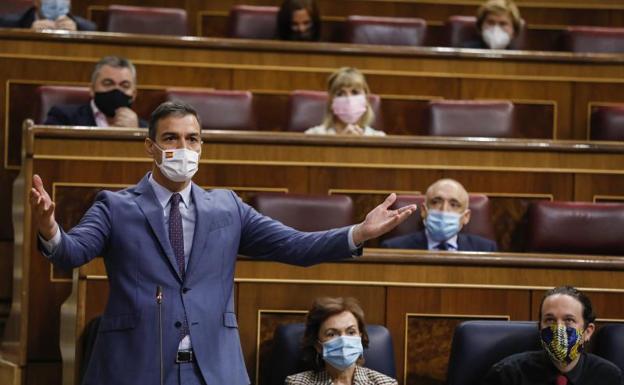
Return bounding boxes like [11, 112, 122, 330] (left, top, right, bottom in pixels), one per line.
[352, 193, 417, 245]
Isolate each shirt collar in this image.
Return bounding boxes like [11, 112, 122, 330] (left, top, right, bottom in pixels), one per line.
[147, 172, 192, 209]
[425, 230, 458, 250]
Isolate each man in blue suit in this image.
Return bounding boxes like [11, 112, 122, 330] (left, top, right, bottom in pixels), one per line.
[381, 178, 497, 251]
[30, 101, 417, 385]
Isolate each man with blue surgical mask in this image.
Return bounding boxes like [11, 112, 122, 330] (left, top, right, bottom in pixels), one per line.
[0, 0, 96, 31]
[381, 178, 497, 252]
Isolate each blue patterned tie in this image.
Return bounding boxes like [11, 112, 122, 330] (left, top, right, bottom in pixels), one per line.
[169, 193, 185, 278]
[169, 193, 190, 341]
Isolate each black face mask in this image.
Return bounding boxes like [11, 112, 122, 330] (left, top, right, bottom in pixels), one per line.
[94, 89, 133, 117]
[290, 26, 315, 41]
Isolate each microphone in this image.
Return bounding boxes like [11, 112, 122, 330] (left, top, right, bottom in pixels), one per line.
[156, 285, 164, 385]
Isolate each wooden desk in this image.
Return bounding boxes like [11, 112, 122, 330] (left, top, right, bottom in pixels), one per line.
[1, 125, 624, 385]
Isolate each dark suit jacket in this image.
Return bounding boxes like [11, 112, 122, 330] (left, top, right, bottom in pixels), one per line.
[41, 174, 356, 385]
[0, 7, 97, 31]
[380, 231, 498, 252]
[44, 103, 147, 127]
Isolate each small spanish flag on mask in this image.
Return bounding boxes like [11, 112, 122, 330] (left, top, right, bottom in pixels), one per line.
[164, 151, 175, 159]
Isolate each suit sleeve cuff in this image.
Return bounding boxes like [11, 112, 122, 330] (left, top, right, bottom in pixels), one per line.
[38, 224, 61, 256]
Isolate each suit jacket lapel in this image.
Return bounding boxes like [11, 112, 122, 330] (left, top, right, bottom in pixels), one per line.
[134, 175, 183, 282]
[185, 184, 211, 280]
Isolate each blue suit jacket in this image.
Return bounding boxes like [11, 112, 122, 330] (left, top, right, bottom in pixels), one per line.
[44, 174, 354, 385]
[44, 103, 148, 127]
[380, 230, 497, 252]
[0, 7, 96, 31]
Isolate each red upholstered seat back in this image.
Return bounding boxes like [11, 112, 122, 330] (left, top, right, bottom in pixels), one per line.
[426, 100, 515, 137]
[36, 85, 91, 124]
[563, 26, 624, 54]
[590, 105, 624, 141]
[526, 201, 624, 255]
[166, 89, 256, 131]
[0, 0, 31, 15]
[286, 90, 383, 132]
[345, 15, 427, 46]
[445, 16, 481, 48]
[106, 5, 188, 36]
[248, 193, 354, 232]
[228, 5, 278, 39]
[382, 194, 495, 241]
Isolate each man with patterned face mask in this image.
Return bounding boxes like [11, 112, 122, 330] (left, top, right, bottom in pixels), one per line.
[381, 178, 497, 251]
[29, 101, 418, 385]
[44, 56, 147, 128]
[482, 286, 622, 385]
[0, 0, 96, 31]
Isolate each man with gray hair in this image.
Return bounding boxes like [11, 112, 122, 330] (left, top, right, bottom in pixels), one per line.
[44, 55, 146, 128]
[381, 178, 497, 251]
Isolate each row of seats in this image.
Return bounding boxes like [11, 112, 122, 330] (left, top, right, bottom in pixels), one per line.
[3, 2, 621, 53]
[267, 321, 624, 385]
[35, 85, 624, 140]
[249, 193, 624, 256]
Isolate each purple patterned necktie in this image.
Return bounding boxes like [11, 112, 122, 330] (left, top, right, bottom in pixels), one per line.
[169, 193, 185, 279]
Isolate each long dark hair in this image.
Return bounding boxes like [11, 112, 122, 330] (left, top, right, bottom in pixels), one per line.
[277, 0, 321, 41]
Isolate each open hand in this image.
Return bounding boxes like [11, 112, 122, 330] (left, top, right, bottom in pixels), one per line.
[29, 174, 58, 240]
[352, 193, 417, 245]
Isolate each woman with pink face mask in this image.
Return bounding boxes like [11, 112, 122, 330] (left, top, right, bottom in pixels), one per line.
[305, 67, 386, 136]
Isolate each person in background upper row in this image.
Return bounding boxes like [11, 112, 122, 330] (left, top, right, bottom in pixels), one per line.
[481, 286, 622, 385]
[381, 178, 498, 251]
[0, 0, 96, 31]
[286, 297, 398, 385]
[464, 0, 522, 50]
[277, 0, 321, 41]
[44, 55, 147, 128]
[305, 67, 386, 136]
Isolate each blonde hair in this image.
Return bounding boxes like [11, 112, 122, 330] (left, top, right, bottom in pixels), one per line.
[323, 67, 374, 129]
[476, 0, 522, 35]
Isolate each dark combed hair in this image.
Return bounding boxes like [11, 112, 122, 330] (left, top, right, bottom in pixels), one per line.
[277, 0, 321, 41]
[539, 286, 596, 327]
[148, 100, 200, 140]
[300, 297, 370, 371]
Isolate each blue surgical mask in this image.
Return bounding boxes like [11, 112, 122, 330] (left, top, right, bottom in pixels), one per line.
[321, 335, 363, 371]
[424, 209, 462, 242]
[40, 0, 70, 21]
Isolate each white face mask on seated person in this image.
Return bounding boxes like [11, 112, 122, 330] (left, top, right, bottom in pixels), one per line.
[482, 25, 512, 49]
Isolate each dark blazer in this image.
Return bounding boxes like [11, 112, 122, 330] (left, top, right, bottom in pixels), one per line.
[380, 231, 498, 252]
[0, 7, 97, 31]
[44, 103, 147, 127]
[41, 174, 357, 385]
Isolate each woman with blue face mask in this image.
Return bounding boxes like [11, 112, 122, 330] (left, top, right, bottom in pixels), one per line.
[285, 297, 398, 385]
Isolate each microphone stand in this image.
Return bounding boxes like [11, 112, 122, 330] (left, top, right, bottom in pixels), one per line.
[156, 285, 164, 385]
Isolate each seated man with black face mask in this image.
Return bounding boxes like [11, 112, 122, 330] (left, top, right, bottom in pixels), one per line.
[44, 56, 147, 128]
[380, 178, 497, 251]
[482, 286, 622, 385]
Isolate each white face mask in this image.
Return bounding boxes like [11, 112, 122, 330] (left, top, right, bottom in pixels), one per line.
[482, 26, 511, 49]
[152, 142, 200, 183]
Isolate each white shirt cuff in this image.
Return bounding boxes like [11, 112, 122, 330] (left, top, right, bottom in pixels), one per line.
[39, 224, 61, 255]
[348, 225, 361, 253]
